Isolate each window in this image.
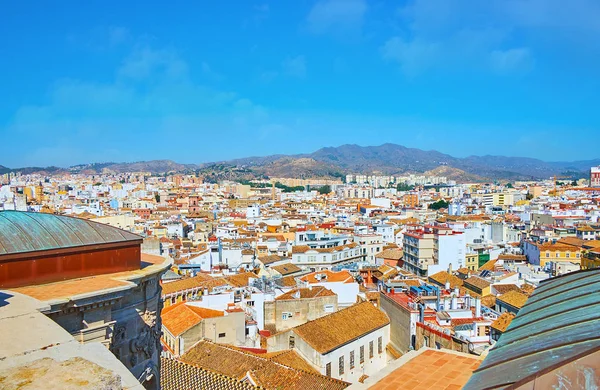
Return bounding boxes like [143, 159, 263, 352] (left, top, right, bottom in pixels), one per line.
[360, 346, 365, 364]
[424, 336, 430, 348]
[218, 332, 226, 338]
[282, 312, 293, 320]
[339, 356, 344, 375]
[324, 304, 334, 313]
[435, 342, 442, 350]
[378, 336, 383, 354]
[566, 252, 570, 258]
[546, 252, 550, 258]
[326, 362, 331, 377]
[350, 351, 355, 369]
[369, 340, 374, 358]
[556, 252, 560, 258]
[246, 300, 255, 307]
[289, 335, 295, 349]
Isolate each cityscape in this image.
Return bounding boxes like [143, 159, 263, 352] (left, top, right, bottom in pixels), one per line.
[1, 1, 600, 390]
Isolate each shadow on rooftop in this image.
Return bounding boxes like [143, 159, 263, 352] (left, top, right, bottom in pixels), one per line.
[0, 291, 14, 308]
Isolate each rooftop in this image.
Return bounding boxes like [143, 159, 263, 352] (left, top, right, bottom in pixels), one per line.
[290, 301, 390, 354]
[465, 268, 600, 389]
[161, 302, 224, 337]
[275, 286, 336, 300]
[0, 210, 141, 255]
[181, 340, 349, 390]
[354, 348, 481, 390]
[160, 357, 260, 390]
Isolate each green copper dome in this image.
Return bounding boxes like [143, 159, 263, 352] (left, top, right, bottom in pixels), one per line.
[0, 211, 142, 255]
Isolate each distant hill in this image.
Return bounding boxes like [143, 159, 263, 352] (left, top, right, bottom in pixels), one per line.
[423, 166, 487, 183]
[2, 144, 598, 182]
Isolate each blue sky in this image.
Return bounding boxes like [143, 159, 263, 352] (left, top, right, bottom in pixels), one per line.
[1, 0, 599, 167]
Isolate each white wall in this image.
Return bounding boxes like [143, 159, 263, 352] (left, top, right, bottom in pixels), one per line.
[317, 325, 390, 383]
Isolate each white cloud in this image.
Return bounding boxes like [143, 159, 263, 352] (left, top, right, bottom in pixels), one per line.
[306, 0, 367, 36]
[2, 45, 273, 166]
[282, 55, 307, 78]
[382, 0, 540, 75]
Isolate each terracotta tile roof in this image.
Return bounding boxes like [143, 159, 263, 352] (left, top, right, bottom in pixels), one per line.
[162, 302, 224, 337]
[271, 263, 302, 276]
[428, 271, 463, 289]
[300, 270, 354, 284]
[403, 279, 422, 287]
[497, 290, 529, 309]
[161, 274, 227, 296]
[464, 276, 492, 290]
[490, 312, 515, 333]
[225, 272, 257, 287]
[259, 350, 318, 374]
[292, 245, 310, 254]
[181, 340, 349, 390]
[275, 286, 336, 300]
[520, 283, 536, 296]
[276, 275, 299, 287]
[375, 248, 403, 260]
[451, 317, 485, 327]
[161, 357, 260, 390]
[492, 284, 521, 295]
[291, 302, 390, 354]
[478, 260, 497, 271]
[258, 254, 285, 265]
[481, 294, 496, 308]
[497, 254, 527, 261]
[368, 349, 480, 390]
[576, 225, 595, 232]
[538, 243, 580, 252]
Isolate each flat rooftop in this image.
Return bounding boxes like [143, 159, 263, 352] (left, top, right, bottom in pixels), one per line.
[9, 253, 170, 304]
[351, 348, 481, 390]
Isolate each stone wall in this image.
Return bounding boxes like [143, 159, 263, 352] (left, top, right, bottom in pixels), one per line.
[264, 294, 338, 332]
[379, 293, 414, 353]
[44, 261, 169, 389]
[415, 323, 469, 354]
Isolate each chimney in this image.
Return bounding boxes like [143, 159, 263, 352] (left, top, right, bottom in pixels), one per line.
[445, 281, 451, 290]
[451, 295, 458, 310]
[418, 304, 424, 323]
[454, 287, 459, 296]
[448, 263, 453, 274]
[475, 296, 481, 317]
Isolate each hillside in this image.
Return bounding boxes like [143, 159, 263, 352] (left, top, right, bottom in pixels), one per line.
[423, 166, 487, 183]
[2, 144, 597, 182]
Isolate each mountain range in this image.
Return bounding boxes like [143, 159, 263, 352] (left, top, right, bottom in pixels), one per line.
[2, 144, 598, 182]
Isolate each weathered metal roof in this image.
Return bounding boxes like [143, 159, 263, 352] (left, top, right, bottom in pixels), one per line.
[0, 211, 142, 255]
[464, 268, 600, 389]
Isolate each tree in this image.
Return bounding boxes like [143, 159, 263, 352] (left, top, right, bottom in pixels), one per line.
[396, 183, 415, 191]
[571, 180, 578, 186]
[154, 193, 160, 203]
[429, 199, 449, 210]
[318, 185, 331, 194]
[506, 183, 514, 188]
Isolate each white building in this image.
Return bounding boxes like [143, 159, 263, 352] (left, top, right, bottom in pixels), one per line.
[266, 302, 390, 383]
[373, 224, 395, 243]
[292, 242, 362, 271]
[298, 270, 360, 308]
